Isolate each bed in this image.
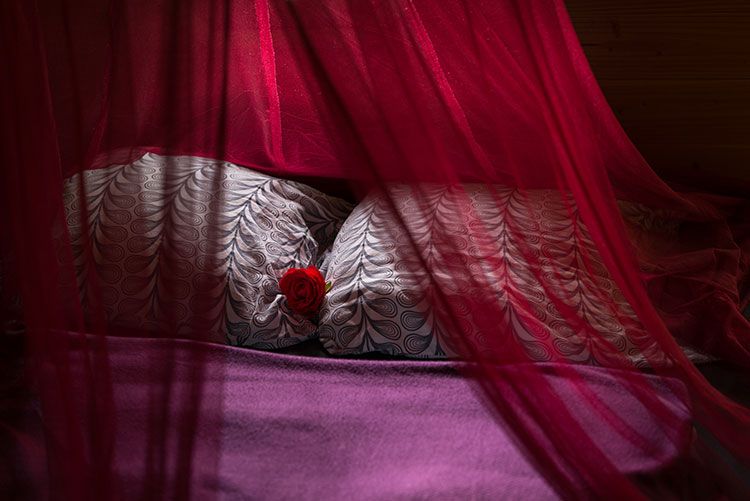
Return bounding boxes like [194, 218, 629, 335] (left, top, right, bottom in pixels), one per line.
[4, 332, 692, 499]
[3, 151, 727, 497]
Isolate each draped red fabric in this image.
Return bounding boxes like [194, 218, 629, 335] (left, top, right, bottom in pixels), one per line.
[2, 0, 749, 498]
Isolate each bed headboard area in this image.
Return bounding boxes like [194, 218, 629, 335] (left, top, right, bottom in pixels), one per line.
[567, 0, 750, 195]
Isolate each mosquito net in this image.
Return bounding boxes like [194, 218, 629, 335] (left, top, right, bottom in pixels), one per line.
[2, 0, 749, 498]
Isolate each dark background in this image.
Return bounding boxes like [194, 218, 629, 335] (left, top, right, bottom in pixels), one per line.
[567, 0, 750, 195]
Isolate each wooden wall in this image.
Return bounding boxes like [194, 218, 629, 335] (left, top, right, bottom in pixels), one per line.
[566, 0, 750, 194]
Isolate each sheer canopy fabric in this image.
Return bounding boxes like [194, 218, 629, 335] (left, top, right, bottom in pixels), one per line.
[2, 0, 749, 498]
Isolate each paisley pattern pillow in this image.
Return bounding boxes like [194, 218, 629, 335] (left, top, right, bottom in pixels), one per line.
[319, 184, 702, 367]
[63, 153, 352, 348]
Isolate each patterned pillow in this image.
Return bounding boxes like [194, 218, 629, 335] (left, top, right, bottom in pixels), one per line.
[318, 184, 675, 367]
[63, 153, 352, 348]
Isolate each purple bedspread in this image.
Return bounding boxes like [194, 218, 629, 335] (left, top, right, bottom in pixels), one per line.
[4, 334, 691, 499]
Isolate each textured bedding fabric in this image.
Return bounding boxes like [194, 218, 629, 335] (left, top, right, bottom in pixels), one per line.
[319, 185, 710, 366]
[63, 153, 352, 348]
[5, 333, 691, 500]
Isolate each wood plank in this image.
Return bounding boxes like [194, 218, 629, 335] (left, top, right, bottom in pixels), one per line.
[603, 79, 750, 145]
[566, 0, 750, 80]
[635, 144, 750, 194]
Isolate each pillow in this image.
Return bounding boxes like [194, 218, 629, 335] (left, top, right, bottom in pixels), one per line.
[63, 153, 352, 348]
[318, 184, 678, 367]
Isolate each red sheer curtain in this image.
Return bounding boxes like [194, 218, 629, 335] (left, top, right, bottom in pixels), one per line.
[2, 0, 749, 498]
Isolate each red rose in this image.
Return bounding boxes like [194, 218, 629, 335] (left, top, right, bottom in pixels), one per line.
[279, 267, 328, 316]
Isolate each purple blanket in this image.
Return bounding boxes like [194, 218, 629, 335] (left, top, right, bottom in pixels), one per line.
[5, 335, 691, 499]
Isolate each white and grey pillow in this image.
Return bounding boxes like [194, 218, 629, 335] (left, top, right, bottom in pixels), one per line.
[319, 184, 677, 367]
[63, 152, 352, 348]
